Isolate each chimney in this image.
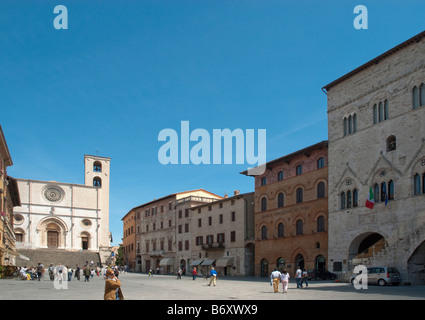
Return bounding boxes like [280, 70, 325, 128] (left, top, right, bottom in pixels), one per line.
[224, 194, 228, 198]
[234, 190, 240, 196]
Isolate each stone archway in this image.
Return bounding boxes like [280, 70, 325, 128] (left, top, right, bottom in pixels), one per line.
[38, 217, 68, 249]
[348, 232, 386, 268]
[407, 240, 425, 285]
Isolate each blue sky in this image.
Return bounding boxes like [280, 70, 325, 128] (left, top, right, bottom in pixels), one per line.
[1, 0, 425, 245]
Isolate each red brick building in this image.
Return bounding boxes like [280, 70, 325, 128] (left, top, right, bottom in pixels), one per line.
[242, 141, 328, 277]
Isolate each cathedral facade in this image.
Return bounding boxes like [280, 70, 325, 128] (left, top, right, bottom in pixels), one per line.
[14, 155, 112, 263]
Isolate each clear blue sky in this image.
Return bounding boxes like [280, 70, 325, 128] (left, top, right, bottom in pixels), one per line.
[1, 0, 424, 245]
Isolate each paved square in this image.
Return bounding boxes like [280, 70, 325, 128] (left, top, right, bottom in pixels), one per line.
[1, 272, 425, 300]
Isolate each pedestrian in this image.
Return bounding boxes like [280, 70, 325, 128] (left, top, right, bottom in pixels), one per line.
[301, 268, 308, 288]
[83, 265, 91, 282]
[104, 268, 124, 300]
[192, 267, 198, 280]
[68, 266, 73, 282]
[280, 269, 290, 293]
[36, 263, 43, 281]
[208, 267, 218, 287]
[48, 263, 55, 281]
[177, 268, 182, 280]
[270, 268, 281, 293]
[75, 265, 80, 281]
[91, 269, 95, 279]
[148, 268, 153, 277]
[55, 263, 64, 284]
[295, 266, 302, 288]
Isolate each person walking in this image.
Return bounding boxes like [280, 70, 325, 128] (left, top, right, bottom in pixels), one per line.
[301, 268, 308, 288]
[192, 267, 198, 280]
[83, 265, 91, 282]
[280, 269, 290, 293]
[270, 268, 282, 293]
[48, 263, 55, 281]
[75, 265, 80, 281]
[295, 266, 302, 288]
[208, 267, 218, 286]
[67, 266, 73, 282]
[36, 263, 44, 281]
[177, 268, 182, 280]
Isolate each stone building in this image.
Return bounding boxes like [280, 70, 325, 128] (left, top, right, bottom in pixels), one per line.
[0, 124, 21, 266]
[14, 155, 113, 265]
[242, 141, 329, 277]
[131, 189, 222, 274]
[190, 191, 255, 277]
[323, 30, 425, 284]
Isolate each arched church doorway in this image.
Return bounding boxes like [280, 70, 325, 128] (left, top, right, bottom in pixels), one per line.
[47, 223, 60, 248]
[295, 254, 305, 269]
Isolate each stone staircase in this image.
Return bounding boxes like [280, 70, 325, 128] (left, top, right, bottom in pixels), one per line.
[15, 249, 101, 268]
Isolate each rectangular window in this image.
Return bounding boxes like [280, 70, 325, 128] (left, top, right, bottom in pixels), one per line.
[217, 233, 225, 244]
[219, 214, 223, 224]
[231, 231, 236, 242]
[231, 211, 235, 221]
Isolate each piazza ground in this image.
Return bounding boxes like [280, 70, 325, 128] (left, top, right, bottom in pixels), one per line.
[0, 272, 424, 300]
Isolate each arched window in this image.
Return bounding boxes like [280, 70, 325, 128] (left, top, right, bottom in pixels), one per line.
[93, 177, 102, 187]
[384, 100, 389, 120]
[296, 165, 302, 175]
[343, 117, 348, 136]
[277, 258, 286, 270]
[387, 135, 396, 152]
[261, 226, 268, 240]
[296, 188, 303, 203]
[388, 180, 394, 200]
[348, 115, 352, 134]
[413, 86, 420, 109]
[296, 220, 303, 235]
[414, 174, 421, 195]
[93, 161, 102, 173]
[340, 192, 346, 210]
[353, 113, 357, 132]
[317, 157, 325, 169]
[421, 84, 425, 106]
[277, 223, 284, 237]
[317, 182, 325, 198]
[373, 104, 377, 124]
[261, 177, 267, 186]
[347, 190, 352, 208]
[373, 183, 380, 203]
[378, 102, 383, 122]
[261, 197, 267, 211]
[317, 216, 325, 232]
[277, 171, 284, 181]
[353, 189, 359, 207]
[277, 193, 284, 208]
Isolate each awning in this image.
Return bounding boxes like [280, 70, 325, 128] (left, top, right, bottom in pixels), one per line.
[159, 258, 174, 266]
[200, 259, 215, 266]
[190, 259, 204, 266]
[215, 257, 234, 268]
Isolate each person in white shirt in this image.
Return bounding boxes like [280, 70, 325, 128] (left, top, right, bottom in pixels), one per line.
[295, 266, 302, 288]
[280, 270, 290, 293]
[270, 268, 282, 293]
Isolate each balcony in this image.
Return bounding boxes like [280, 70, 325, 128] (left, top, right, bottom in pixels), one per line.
[149, 250, 164, 257]
[202, 243, 225, 251]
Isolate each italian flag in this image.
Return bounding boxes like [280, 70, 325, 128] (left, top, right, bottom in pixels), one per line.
[365, 187, 374, 209]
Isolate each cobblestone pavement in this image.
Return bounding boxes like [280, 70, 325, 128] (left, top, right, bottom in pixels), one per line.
[1, 272, 424, 300]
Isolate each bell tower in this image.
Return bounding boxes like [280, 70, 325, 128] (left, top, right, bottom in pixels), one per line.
[84, 154, 111, 248]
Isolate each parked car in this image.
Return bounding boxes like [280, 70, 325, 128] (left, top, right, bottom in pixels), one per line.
[350, 266, 401, 286]
[307, 269, 337, 280]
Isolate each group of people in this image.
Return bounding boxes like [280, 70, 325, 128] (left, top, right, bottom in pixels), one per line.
[270, 266, 308, 293]
[17, 262, 122, 283]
